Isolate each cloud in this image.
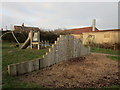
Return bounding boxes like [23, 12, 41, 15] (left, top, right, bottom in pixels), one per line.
[1, 2, 118, 30]
[1, 0, 120, 2]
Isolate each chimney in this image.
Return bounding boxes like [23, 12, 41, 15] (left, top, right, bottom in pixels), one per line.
[22, 23, 24, 27]
[6, 26, 7, 30]
[92, 19, 96, 31]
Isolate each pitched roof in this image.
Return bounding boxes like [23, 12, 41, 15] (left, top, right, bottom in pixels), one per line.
[65, 27, 98, 34]
[14, 25, 40, 32]
[94, 29, 120, 32]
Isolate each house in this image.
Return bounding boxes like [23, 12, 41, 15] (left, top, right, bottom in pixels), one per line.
[65, 26, 99, 39]
[14, 23, 40, 33]
[64, 19, 99, 39]
[64, 19, 120, 46]
[65, 19, 98, 33]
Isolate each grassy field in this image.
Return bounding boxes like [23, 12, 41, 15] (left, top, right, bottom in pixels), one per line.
[91, 47, 120, 55]
[2, 42, 48, 88]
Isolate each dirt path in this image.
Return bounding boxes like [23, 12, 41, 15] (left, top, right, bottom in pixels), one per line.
[92, 52, 120, 57]
[19, 54, 119, 88]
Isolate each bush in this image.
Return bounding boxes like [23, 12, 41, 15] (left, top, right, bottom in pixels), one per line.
[1, 31, 27, 43]
[1, 30, 58, 44]
[40, 30, 58, 43]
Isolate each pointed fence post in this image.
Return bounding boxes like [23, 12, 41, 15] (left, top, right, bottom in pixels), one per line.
[45, 40, 47, 48]
[38, 31, 40, 50]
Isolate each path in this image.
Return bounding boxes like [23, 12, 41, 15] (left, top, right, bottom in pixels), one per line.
[91, 52, 120, 57]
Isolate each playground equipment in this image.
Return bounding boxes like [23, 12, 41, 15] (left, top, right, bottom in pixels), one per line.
[0, 31, 26, 46]
[84, 35, 95, 46]
[21, 30, 40, 50]
[1, 30, 41, 50]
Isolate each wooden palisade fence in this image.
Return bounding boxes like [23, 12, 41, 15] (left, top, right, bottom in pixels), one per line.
[8, 35, 90, 76]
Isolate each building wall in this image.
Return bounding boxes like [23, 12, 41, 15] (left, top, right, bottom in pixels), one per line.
[72, 31, 120, 45]
[71, 34, 83, 39]
[83, 31, 120, 45]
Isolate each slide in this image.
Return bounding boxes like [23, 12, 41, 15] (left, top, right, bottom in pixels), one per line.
[21, 32, 31, 49]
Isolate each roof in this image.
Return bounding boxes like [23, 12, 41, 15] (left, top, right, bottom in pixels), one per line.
[83, 29, 120, 33]
[14, 26, 40, 32]
[65, 27, 98, 34]
[94, 29, 120, 32]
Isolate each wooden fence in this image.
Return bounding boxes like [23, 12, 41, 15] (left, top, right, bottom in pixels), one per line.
[8, 35, 90, 76]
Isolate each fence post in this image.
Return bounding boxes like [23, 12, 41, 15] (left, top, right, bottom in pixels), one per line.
[88, 46, 91, 54]
[38, 31, 40, 50]
[30, 31, 33, 49]
[45, 40, 47, 48]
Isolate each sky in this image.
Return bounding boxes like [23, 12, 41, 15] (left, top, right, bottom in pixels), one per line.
[0, 1, 119, 31]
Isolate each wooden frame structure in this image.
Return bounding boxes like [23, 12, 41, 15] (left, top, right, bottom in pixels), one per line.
[30, 30, 40, 50]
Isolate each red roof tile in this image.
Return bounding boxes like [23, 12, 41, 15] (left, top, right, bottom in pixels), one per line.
[65, 27, 98, 34]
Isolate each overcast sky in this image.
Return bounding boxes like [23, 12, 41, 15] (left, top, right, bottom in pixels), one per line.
[1, 1, 119, 30]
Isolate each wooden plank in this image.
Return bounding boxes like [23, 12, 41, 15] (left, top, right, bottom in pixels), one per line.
[54, 43, 58, 63]
[32, 59, 39, 71]
[40, 58, 44, 69]
[8, 64, 17, 76]
[30, 31, 33, 49]
[42, 55, 49, 68]
[16, 62, 26, 75]
[26, 61, 33, 73]
[51, 46, 55, 65]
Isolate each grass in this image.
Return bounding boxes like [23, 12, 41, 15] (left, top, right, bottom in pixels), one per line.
[2, 42, 47, 67]
[90, 47, 120, 55]
[107, 56, 120, 61]
[100, 85, 120, 89]
[90, 47, 120, 61]
[2, 41, 48, 88]
[105, 85, 120, 88]
[3, 74, 43, 88]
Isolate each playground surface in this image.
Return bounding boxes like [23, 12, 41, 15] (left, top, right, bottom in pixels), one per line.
[19, 53, 119, 88]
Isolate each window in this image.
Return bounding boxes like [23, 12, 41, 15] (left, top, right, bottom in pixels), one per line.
[104, 33, 110, 38]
